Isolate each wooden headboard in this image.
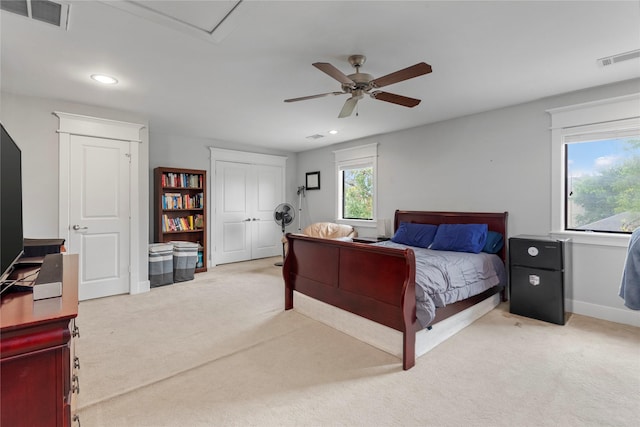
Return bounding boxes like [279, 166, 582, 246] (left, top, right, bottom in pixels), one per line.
[393, 210, 509, 264]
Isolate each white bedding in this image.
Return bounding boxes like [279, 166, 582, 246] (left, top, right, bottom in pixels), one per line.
[374, 241, 507, 327]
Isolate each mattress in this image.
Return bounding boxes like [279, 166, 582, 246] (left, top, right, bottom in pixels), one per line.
[375, 240, 507, 327]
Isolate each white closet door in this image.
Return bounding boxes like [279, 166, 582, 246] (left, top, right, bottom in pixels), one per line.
[251, 164, 283, 259]
[211, 148, 287, 266]
[215, 161, 252, 264]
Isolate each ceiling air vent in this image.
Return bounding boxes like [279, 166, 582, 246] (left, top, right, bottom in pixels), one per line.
[0, 0, 70, 30]
[306, 134, 325, 140]
[597, 49, 640, 67]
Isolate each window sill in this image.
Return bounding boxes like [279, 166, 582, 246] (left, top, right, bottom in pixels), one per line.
[549, 230, 631, 248]
[336, 219, 377, 229]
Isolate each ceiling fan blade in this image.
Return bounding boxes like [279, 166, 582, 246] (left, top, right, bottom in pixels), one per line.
[371, 62, 432, 88]
[338, 96, 359, 118]
[284, 91, 345, 103]
[313, 62, 355, 86]
[371, 91, 421, 108]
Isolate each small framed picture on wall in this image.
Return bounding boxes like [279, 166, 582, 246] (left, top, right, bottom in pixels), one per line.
[306, 171, 320, 190]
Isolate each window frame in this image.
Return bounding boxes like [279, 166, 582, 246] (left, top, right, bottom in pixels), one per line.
[548, 93, 640, 247]
[333, 143, 378, 228]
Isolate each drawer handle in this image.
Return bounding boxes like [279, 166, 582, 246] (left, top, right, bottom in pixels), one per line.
[72, 324, 80, 338]
[72, 374, 80, 394]
[74, 356, 80, 370]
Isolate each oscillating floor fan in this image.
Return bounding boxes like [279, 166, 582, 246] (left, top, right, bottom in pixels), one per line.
[273, 202, 295, 266]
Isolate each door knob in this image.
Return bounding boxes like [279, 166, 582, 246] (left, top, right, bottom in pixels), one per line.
[72, 224, 88, 230]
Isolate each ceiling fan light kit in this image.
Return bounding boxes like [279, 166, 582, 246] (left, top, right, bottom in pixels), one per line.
[284, 54, 432, 118]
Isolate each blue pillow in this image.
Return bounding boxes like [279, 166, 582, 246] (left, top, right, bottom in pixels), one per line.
[430, 223, 488, 253]
[482, 231, 504, 254]
[391, 222, 438, 248]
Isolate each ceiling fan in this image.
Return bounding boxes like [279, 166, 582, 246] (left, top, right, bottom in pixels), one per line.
[284, 55, 432, 118]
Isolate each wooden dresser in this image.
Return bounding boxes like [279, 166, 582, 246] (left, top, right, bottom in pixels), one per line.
[1, 254, 80, 427]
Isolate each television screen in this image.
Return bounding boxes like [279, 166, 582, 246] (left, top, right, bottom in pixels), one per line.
[1, 123, 24, 283]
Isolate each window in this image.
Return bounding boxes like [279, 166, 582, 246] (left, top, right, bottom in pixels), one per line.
[548, 93, 640, 245]
[334, 143, 377, 227]
[565, 135, 640, 233]
[341, 165, 373, 220]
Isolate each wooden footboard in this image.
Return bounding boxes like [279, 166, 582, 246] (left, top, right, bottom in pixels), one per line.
[283, 235, 418, 370]
[283, 210, 508, 371]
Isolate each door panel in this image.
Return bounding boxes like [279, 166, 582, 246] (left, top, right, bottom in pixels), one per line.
[69, 135, 129, 300]
[82, 233, 119, 281]
[222, 222, 248, 253]
[216, 162, 251, 264]
[252, 165, 282, 259]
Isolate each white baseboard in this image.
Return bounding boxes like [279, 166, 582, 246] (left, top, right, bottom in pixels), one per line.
[294, 291, 500, 360]
[566, 298, 640, 327]
[130, 279, 150, 295]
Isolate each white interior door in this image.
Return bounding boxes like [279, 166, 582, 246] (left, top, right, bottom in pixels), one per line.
[215, 161, 252, 264]
[252, 164, 283, 259]
[214, 161, 283, 264]
[69, 135, 130, 300]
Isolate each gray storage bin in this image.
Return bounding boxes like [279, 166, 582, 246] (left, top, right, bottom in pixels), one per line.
[149, 243, 174, 287]
[170, 241, 198, 282]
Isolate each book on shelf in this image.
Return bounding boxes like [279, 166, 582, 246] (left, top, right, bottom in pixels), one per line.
[194, 214, 204, 229]
[161, 192, 203, 210]
[162, 214, 204, 232]
[161, 172, 203, 189]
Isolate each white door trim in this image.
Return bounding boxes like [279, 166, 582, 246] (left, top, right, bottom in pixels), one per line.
[209, 147, 287, 266]
[54, 112, 145, 295]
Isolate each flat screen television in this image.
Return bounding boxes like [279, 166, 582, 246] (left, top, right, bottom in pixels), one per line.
[0, 123, 24, 284]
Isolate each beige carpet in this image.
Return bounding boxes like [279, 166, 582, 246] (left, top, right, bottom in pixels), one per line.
[76, 257, 640, 426]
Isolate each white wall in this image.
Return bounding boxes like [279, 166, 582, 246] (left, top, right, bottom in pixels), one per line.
[0, 91, 150, 288]
[296, 78, 640, 327]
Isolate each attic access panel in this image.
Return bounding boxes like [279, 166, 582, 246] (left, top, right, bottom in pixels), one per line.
[108, 0, 248, 43]
[132, 0, 238, 33]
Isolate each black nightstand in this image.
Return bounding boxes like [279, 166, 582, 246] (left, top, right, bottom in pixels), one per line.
[352, 237, 390, 244]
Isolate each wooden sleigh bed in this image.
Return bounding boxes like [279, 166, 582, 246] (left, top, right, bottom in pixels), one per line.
[283, 210, 508, 370]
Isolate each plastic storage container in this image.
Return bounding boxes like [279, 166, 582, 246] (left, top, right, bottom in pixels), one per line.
[170, 241, 198, 282]
[149, 243, 174, 287]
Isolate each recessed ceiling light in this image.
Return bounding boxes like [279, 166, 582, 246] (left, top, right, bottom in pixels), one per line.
[90, 74, 118, 85]
[329, 130, 338, 135]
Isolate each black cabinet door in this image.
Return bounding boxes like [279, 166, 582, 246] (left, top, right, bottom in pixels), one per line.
[510, 266, 565, 325]
[510, 238, 563, 270]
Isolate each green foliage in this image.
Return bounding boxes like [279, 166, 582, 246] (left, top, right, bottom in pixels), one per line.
[572, 139, 640, 231]
[343, 167, 373, 219]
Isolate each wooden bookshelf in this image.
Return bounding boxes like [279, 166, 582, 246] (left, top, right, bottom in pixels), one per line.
[154, 167, 207, 273]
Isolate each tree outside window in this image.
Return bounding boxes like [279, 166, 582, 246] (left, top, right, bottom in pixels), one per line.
[342, 167, 373, 220]
[566, 136, 640, 233]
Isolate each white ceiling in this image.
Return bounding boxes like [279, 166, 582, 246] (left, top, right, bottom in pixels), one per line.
[1, 1, 639, 153]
